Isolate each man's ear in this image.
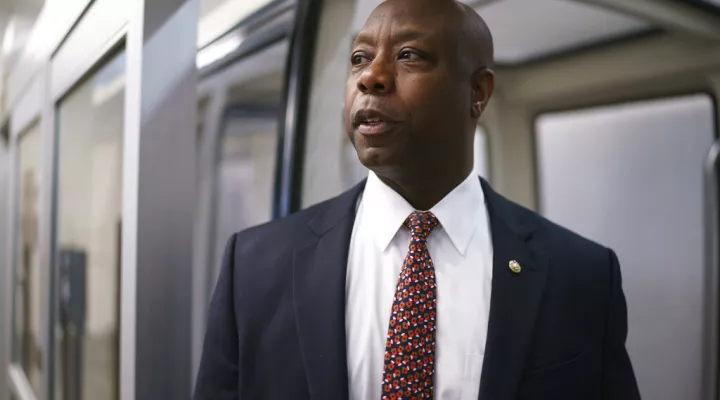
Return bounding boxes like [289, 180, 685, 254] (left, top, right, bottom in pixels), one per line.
[471, 68, 495, 118]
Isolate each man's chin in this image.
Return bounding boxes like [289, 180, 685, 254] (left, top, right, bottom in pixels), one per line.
[355, 146, 403, 171]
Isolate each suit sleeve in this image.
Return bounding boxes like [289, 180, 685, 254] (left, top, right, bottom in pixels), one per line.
[601, 249, 641, 399]
[193, 234, 239, 400]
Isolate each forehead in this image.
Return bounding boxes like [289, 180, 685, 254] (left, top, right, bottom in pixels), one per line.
[355, 0, 458, 44]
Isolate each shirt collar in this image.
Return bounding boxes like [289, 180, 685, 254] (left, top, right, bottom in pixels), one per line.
[361, 172, 416, 251]
[361, 171, 485, 255]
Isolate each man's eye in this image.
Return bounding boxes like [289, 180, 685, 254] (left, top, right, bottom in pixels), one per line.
[351, 54, 368, 65]
[398, 50, 421, 61]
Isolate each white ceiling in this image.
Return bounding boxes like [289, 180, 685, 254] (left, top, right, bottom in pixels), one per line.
[0, 0, 43, 15]
[201, 0, 227, 16]
[475, 0, 652, 64]
[349, 0, 653, 65]
[198, 0, 274, 47]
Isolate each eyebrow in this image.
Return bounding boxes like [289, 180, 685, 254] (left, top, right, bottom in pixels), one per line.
[352, 28, 427, 48]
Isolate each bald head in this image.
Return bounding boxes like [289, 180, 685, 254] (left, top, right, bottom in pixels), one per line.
[367, 0, 494, 72]
[456, 1, 494, 69]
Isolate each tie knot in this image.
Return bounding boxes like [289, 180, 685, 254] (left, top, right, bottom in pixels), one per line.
[404, 211, 439, 240]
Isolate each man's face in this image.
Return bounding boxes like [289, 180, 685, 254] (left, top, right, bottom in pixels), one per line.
[345, 0, 474, 175]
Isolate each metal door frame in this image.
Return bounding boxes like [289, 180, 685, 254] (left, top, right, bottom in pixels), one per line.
[704, 138, 720, 400]
[6, 115, 44, 400]
[191, 1, 295, 384]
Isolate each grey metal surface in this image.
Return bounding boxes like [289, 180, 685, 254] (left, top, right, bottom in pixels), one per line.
[38, 67, 54, 400]
[49, 0, 128, 102]
[704, 139, 720, 400]
[191, 89, 226, 391]
[4, 135, 18, 400]
[535, 94, 715, 399]
[10, 78, 42, 141]
[121, 0, 199, 399]
[0, 138, 10, 400]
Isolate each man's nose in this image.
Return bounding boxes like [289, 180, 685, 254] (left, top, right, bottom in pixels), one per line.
[356, 56, 394, 94]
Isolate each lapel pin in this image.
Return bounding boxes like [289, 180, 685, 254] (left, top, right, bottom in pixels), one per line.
[509, 260, 522, 274]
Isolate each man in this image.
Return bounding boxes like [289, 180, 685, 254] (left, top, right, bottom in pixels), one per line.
[194, 0, 640, 398]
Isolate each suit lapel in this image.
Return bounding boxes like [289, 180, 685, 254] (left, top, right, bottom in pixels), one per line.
[478, 179, 549, 399]
[293, 183, 364, 400]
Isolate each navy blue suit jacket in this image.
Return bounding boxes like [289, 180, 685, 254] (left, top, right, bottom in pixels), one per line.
[194, 178, 640, 399]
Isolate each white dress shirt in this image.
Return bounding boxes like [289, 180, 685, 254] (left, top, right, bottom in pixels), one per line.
[346, 171, 494, 400]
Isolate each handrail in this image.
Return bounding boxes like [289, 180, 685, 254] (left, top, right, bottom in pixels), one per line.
[703, 139, 720, 400]
[275, 0, 323, 217]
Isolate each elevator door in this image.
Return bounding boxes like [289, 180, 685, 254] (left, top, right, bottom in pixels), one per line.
[535, 93, 716, 399]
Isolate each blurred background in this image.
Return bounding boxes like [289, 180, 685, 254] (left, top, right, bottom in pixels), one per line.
[0, 0, 719, 399]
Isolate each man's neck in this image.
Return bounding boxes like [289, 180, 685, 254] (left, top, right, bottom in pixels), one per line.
[374, 166, 472, 211]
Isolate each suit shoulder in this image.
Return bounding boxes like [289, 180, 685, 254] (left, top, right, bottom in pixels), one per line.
[496, 199, 617, 295]
[228, 190, 355, 252]
[231, 200, 320, 244]
[500, 197, 611, 261]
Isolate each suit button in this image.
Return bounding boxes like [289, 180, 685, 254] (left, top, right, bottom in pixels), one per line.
[509, 260, 522, 274]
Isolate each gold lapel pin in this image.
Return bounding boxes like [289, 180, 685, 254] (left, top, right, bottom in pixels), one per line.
[509, 260, 522, 274]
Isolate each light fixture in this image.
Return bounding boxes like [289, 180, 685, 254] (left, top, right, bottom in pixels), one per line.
[196, 33, 244, 69]
[3, 18, 16, 56]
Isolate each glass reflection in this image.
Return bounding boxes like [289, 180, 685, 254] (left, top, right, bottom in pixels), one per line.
[13, 120, 42, 394]
[54, 50, 125, 400]
[211, 109, 278, 283]
[206, 41, 288, 287]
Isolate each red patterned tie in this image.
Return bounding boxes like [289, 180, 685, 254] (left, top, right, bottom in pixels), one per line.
[381, 211, 439, 400]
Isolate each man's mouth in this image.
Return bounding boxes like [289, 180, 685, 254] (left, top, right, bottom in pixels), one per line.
[359, 118, 394, 134]
[354, 110, 399, 135]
